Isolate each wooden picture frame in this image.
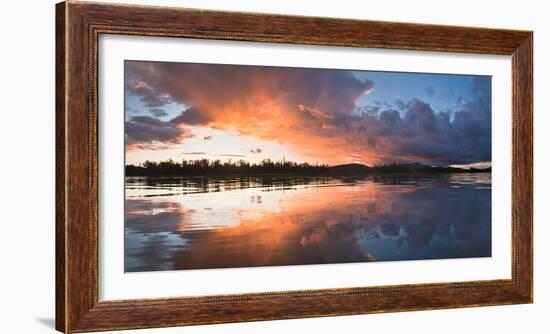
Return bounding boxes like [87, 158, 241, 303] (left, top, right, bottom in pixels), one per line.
[56, 1, 533, 332]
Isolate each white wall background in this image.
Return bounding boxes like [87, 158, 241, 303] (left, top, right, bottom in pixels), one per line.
[0, 0, 546, 333]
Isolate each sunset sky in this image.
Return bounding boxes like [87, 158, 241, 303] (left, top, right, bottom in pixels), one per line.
[124, 61, 491, 168]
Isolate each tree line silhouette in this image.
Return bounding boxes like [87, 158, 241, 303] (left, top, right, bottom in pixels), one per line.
[126, 158, 330, 176]
[126, 158, 491, 176]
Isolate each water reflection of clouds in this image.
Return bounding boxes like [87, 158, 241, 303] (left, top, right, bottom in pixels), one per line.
[125, 174, 491, 272]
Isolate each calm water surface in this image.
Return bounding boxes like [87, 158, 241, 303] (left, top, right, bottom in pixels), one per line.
[124, 174, 491, 272]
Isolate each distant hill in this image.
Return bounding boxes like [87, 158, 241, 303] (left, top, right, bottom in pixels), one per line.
[329, 162, 490, 175]
[328, 163, 372, 174]
[371, 162, 491, 173]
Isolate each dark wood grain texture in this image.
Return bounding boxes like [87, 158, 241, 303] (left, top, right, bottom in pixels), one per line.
[56, 1, 533, 332]
[55, 2, 67, 331]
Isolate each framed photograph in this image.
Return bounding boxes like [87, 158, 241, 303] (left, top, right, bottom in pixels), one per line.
[56, 1, 532, 332]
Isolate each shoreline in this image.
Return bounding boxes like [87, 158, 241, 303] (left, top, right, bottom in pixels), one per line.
[125, 171, 491, 178]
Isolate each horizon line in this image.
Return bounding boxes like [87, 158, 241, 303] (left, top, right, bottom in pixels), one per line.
[126, 158, 492, 170]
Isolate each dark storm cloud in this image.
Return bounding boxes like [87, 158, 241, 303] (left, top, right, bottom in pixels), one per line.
[170, 107, 211, 126]
[126, 79, 175, 108]
[140, 95, 172, 108]
[125, 116, 193, 150]
[342, 90, 491, 164]
[403, 98, 489, 163]
[148, 108, 168, 117]
[125, 106, 142, 116]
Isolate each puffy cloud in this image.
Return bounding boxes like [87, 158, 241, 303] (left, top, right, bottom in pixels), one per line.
[125, 61, 490, 165]
[148, 108, 168, 117]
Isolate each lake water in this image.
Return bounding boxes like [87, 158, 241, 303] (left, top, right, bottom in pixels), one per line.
[124, 174, 491, 272]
